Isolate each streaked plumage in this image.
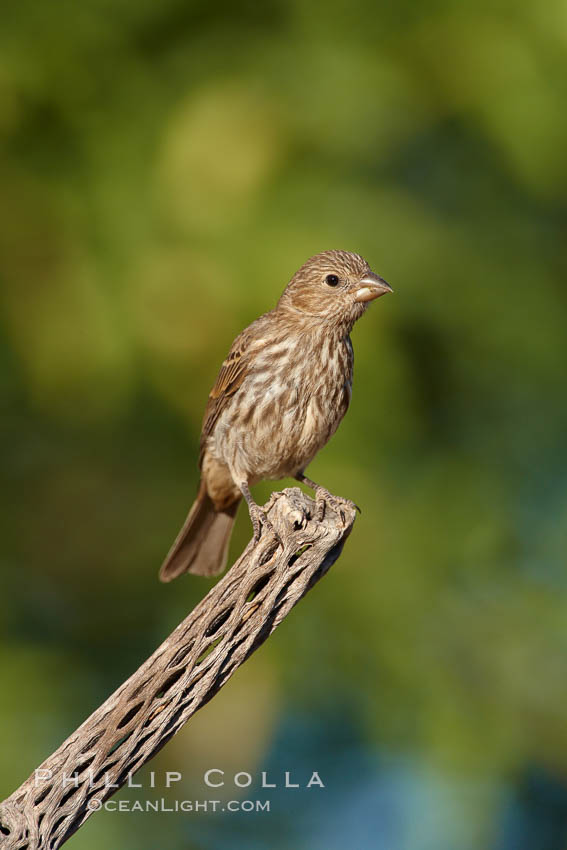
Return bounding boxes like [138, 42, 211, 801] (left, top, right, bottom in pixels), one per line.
[160, 250, 392, 581]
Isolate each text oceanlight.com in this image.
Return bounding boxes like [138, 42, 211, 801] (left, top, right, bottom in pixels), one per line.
[87, 798, 271, 813]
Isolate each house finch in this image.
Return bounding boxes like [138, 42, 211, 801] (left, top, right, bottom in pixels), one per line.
[159, 250, 392, 581]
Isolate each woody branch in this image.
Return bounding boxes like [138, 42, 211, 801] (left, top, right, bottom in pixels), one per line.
[0, 487, 356, 850]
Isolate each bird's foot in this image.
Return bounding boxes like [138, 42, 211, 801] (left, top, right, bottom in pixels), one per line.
[314, 487, 360, 525]
[249, 502, 282, 546]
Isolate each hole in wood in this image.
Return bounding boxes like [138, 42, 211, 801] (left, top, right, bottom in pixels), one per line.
[77, 755, 96, 774]
[288, 544, 311, 566]
[274, 574, 299, 608]
[154, 667, 185, 699]
[50, 814, 68, 838]
[259, 545, 278, 566]
[93, 758, 120, 783]
[116, 701, 144, 730]
[34, 785, 53, 805]
[204, 608, 232, 637]
[245, 571, 274, 603]
[167, 642, 194, 669]
[217, 637, 245, 676]
[161, 703, 186, 736]
[195, 636, 222, 666]
[107, 733, 132, 757]
[59, 784, 81, 807]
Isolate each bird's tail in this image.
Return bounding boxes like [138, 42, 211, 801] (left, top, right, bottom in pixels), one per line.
[159, 481, 240, 581]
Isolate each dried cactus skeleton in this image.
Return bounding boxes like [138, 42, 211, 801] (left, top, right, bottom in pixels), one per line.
[0, 488, 356, 850]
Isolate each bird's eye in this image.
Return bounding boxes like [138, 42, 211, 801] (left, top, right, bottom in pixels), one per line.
[325, 274, 340, 287]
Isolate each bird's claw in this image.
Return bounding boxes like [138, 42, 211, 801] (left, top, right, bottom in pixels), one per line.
[250, 506, 282, 547]
[314, 488, 359, 525]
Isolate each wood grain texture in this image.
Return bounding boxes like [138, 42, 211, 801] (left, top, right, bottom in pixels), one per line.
[0, 488, 356, 850]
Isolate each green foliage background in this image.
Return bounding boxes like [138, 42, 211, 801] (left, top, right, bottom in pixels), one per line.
[1, 1, 567, 848]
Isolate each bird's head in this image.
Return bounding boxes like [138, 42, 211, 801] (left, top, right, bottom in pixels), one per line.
[277, 250, 392, 327]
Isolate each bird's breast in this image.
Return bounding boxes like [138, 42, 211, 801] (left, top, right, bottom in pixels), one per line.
[210, 332, 353, 481]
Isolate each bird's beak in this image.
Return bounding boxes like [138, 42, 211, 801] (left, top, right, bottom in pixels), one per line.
[353, 273, 393, 303]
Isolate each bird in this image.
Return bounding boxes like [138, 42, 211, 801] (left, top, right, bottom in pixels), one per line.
[159, 250, 392, 582]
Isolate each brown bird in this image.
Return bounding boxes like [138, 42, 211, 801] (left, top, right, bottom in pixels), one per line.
[159, 250, 392, 581]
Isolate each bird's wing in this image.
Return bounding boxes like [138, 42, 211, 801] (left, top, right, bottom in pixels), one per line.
[198, 318, 269, 467]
